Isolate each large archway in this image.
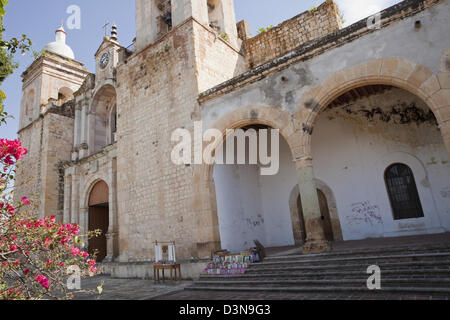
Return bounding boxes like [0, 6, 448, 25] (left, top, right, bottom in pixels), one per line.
[296, 58, 450, 157]
[88, 180, 110, 262]
[310, 84, 450, 240]
[212, 124, 299, 253]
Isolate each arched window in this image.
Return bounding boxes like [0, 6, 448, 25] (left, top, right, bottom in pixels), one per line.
[25, 89, 35, 116]
[384, 163, 424, 220]
[58, 87, 73, 103]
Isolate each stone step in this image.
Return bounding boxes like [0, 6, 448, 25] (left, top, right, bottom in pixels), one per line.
[200, 269, 450, 281]
[245, 260, 450, 274]
[192, 278, 450, 289]
[264, 244, 450, 262]
[186, 285, 450, 296]
[256, 252, 450, 268]
[190, 245, 450, 297]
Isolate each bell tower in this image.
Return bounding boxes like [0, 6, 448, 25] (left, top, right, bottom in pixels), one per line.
[15, 24, 89, 219]
[135, 0, 238, 51]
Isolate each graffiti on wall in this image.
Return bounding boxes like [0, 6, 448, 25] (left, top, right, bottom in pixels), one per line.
[440, 187, 450, 198]
[245, 214, 265, 228]
[346, 201, 383, 226]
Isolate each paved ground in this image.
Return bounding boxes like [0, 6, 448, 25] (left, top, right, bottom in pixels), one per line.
[74, 275, 190, 300]
[155, 290, 450, 300]
[73, 276, 449, 300]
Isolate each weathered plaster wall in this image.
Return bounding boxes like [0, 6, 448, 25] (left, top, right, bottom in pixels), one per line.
[213, 136, 297, 252]
[311, 88, 450, 240]
[200, 0, 450, 119]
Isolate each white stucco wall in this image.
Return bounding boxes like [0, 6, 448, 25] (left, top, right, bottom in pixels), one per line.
[312, 89, 450, 240]
[213, 136, 297, 252]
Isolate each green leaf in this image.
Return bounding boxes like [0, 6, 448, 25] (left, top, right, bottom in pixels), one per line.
[97, 285, 103, 295]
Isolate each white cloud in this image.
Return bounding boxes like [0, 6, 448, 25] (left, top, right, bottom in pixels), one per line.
[336, 0, 403, 26]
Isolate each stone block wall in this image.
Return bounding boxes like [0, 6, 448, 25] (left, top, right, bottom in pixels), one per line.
[193, 22, 247, 95]
[115, 20, 209, 262]
[244, 0, 342, 68]
[15, 104, 74, 219]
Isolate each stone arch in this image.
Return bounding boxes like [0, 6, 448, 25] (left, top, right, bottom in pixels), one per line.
[200, 104, 297, 181]
[314, 179, 342, 241]
[86, 179, 110, 262]
[375, 151, 441, 228]
[195, 105, 298, 254]
[288, 179, 342, 245]
[294, 58, 449, 157]
[58, 87, 74, 102]
[89, 84, 117, 153]
[83, 175, 111, 210]
[288, 185, 305, 245]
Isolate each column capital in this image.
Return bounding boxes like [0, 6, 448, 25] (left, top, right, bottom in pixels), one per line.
[294, 155, 313, 169]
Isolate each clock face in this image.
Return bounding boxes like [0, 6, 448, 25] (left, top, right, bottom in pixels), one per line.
[100, 52, 110, 69]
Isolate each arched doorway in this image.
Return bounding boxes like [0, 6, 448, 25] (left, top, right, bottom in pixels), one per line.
[88, 180, 109, 262]
[212, 124, 299, 253]
[291, 187, 335, 243]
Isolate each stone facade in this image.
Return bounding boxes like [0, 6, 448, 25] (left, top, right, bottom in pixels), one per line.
[244, 0, 342, 68]
[14, 0, 450, 278]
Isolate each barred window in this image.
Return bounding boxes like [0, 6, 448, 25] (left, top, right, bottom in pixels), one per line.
[384, 163, 424, 220]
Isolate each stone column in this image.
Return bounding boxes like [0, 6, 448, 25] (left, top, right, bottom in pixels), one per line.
[295, 156, 330, 254]
[79, 103, 88, 158]
[86, 111, 94, 156]
[105, 156, 118, 262]
[74, 105, 81, 149]
[70, 175, 79, 225]
[63, 174, 72, 223]
[79, 207, 89, 251]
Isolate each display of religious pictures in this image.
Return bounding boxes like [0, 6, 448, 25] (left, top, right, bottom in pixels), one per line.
[154, 241, 176, 265]
[202, 250, 258, 276]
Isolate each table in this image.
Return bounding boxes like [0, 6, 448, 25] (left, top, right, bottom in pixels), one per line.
[153, 264, 181, 283]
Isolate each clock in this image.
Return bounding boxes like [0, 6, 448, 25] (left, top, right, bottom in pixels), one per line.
[100, 52, 110, 69]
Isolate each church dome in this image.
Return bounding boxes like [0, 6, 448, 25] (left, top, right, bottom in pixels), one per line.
[43, 24, 75, 60]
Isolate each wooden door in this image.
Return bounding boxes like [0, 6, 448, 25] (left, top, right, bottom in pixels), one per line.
[88, 205, 109, 262]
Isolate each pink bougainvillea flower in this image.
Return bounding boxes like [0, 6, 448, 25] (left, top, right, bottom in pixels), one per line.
[35, 275, 50, 289]
[44, 237, 52, 247]
[89, 266, 98, 274]
[9, 244, 18, 252]
[70, 246, 80, 257]
[80, 251, 89, 258]
[6, 204, 14, 215]
[86, 259, 96, 266]
[60, 237, 70, 246]
[21, 196, 30, 205]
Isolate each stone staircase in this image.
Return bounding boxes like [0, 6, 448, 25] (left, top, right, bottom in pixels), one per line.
[185, 244, 450, 298]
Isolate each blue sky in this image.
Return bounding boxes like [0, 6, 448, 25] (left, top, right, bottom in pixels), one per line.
[0, 0, 401, 140]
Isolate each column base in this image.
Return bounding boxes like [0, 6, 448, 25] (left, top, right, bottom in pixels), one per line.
[302, 239, 331, 254]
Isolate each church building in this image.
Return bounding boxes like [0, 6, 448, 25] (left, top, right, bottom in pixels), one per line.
[14, 0, 450, 278]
